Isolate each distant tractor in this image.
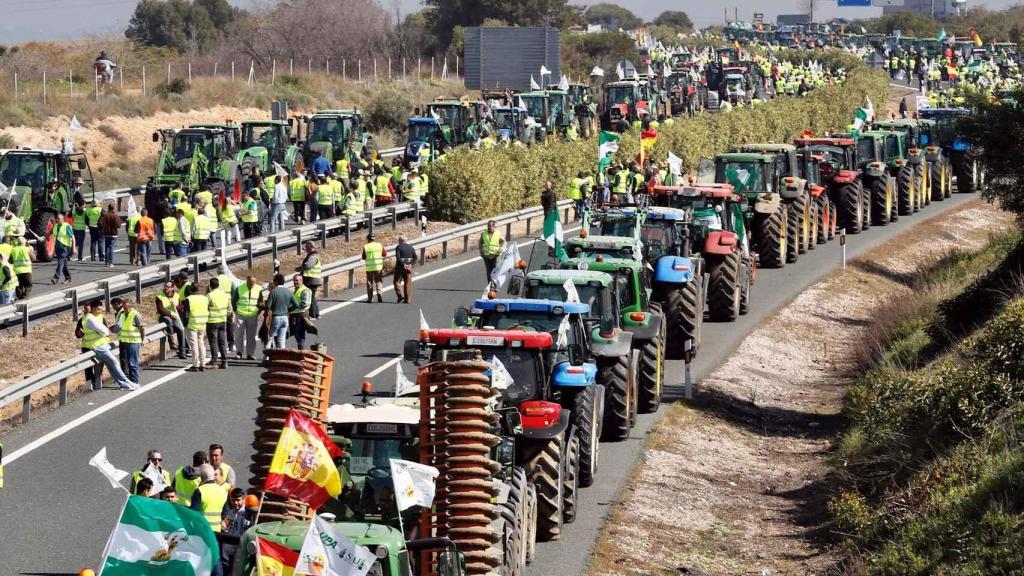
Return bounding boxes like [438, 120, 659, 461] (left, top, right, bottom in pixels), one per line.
[149, 124, 244, 199]
[298, 109, 367, 168]
[235, 119, 304, 180]
[918, 107, 975, 195]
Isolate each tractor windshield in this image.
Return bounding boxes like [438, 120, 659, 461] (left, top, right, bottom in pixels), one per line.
[428, 105, 462, 126]
[606, 85, 635, 104]
[549, 95, 565, 116]
[857, 138, 877, 163]
[640, 222, 674, 260]
[527, 283, 604, 311]
[599, 216, 637, 237]
[479, 311, 563, 334]
[884, 135, 900, 159]
[0, 153, 47, 190]
[664, 75, 685, 90]
[172, 133, 212, 162]
[309, 117, 345, 144]
[243, 125, 279, 150]
[521, 96, 547, 119]
[408, 122, 437, 143]
[439, 347, 542, 404]
[615, 274, 636, 308]
[346, 437, 417, 477]
[717, 161, 766, 193]
[494, 110, 516, 130]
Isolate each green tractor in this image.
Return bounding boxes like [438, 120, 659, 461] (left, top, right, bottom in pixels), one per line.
[236, 119, 304, 180]
[0, 147, 94, 261]
[739, 143, 814, 256]
[871, 120, 927, 215]
[298, 109, 367, 168]
[516, 90, 561, 142]
[552, 82, 598, 138]
[149, 124, 244, 198]
[426, 99, 477, 146]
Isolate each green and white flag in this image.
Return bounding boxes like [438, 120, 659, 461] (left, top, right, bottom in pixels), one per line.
[598, 131, 620, 162]
[851, 96, 874, 138]
[100, 495, 218, 576]
[543, 209, 566, 260]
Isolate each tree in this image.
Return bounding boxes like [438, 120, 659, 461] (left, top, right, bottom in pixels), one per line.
[653, 10, 693, 31]
[423, 0, 579, 52]
[583, 3, 641, 30]
[962, 88, 1024, 220]
[126, 0, 239, 53]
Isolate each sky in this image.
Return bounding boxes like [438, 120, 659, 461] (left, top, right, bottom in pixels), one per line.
[1, 0, 1022, 44]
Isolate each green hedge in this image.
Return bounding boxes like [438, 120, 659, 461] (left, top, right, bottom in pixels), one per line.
[425, 65, 889, 223]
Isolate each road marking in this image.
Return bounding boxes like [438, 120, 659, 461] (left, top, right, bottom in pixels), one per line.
[365, 355, 402, 378]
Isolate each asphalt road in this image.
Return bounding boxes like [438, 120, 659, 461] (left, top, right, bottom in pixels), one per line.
[0, 190, 980, 575]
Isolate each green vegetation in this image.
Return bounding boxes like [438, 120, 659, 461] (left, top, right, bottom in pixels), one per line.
[963, 87, 1024, 219]
[582, 3, 642, 30]
[652, 11, 693, 31]
[426, 64, 888, 223]
[833, 230, 1024, 575]
[561, 31, 636, 81]
[126, 0, 240, 53]
[852, 6, 1024, 43]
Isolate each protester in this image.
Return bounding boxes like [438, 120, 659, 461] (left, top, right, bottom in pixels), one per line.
[0, 252, 16, 304]
[51, 211, 75, 284]
[99, 204, 121, 267]
[480, 220, 502, 283]
[296, 241, 322, 317]
[113, 297, 146, 385]
[233, 275, 261, 360]
[131, 450, 171, 494]
[190, 464, 229, 533]
[135, 208, 155, 266]
[159, 486, 178, 503]
[134, 477, 154, 497]
[206, 278, 231, 369]
[76, 299, 138, 390]
[10, 237, 34, 299]
[156, 281, 189, 359]
[209, 443, 236, 488]
[174, 450, 208, 503]
[263, 274, 291, 349]
[288, 274, 313, 349]
[362, 232, 385, 303]
[394, 235, 416, 304]
[85, 200, 104, 261]
[271, 174, 288, 232]
[182, 280, 210, 371]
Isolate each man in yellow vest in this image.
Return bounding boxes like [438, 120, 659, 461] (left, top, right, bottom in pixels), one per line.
[361, 232, 386, 303]
[343, 173, 367, 216]
[9, 237, 34, 300]
[0, 252, 16, 305]
[77, 299, 138, 390]
[130, 450, 171, 494]
[232, 274, 261, 360]
[156, 281, 189, 359]
[289, 170, 307, 223]
[288, 274, 314, 349]
[192, 203, 212, 252]
[113, 297, 146, 384]
[209, 443, 236, 488]
[190, 464, 229, 532]
[161, 209, 179, 261]
[175, 450, 209, 505]
[373, 168, 393, 208]
[296, 241, 322, 317]
[317, 174, 336, 219]
[83, 200, 104, 261]
[240, 190, 260, 239]
[182, 280, 209, 371]
[206, 277, 232, 369]
[567, 171, 587, 220]
[126, 209, 141, 266]
[52, 211, 75, 284]
[71, 203, 88, 261]
[479, 220, 503, 284]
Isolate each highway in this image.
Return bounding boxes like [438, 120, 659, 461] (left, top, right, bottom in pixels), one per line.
[0, 191, 979, 575]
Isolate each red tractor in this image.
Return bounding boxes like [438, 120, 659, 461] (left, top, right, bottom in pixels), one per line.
[793, 136, 870, 235]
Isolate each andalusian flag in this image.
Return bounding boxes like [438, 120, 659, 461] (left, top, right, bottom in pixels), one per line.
[598, 131, 620, 161]
[264, 408, 345, 510]
[851, 96, 874, 138]
[543, 209, 566, 260]
[99, 495, 218, 575]
[256, 537, 299, 576]
[936, 28, 947, 41]
[638, 128, 658, 165]
[971, 27, 982, 47]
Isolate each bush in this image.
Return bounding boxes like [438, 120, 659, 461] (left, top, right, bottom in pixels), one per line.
[366, 87, 413, 134]
[154, 78, 189, 99]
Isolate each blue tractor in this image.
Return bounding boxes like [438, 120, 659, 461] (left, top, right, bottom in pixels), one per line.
[404, 117, 449, 166]
[917, 107, 980, 194]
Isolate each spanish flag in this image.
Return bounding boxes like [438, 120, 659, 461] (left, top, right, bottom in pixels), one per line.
[264, 408, 344, 510]
[256, 537, 298, 576]
[638, 128, 658, 166]
[971, 27, 983, 47]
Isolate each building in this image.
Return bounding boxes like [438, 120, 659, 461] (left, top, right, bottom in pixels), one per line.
[881, 0, 966, 19]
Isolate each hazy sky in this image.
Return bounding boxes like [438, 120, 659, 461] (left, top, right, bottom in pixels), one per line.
[2, 0, 1021, 43]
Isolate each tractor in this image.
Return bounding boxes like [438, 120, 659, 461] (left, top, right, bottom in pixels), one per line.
[516, 91, 558, 142]
[872, 119, 929, 215]
[559, 82, 598, 138]
[426, 100, 476, 146]
[405, 117, 450, 166]
[491, 105, 533, 145]
[298, 109, 367, 169]
[829, 130, 899, 227]
[793, 136, 874, 234]
[918, 108, 971, 196]
[236, 119, 304, 180]
[0, 147, 95, 261]
[600, 80, 650, 132]
[664, 71, 702, 117]
[648, 183, 754, 322]
[149, 124, 244, 200]
[738, 143, 813, 256]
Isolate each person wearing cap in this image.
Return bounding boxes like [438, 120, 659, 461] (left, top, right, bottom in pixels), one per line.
[190, 463, 229, 532]
[52, 211, 75, 284]
[71, 176, 87, 206]
[361, 232, 386, 303]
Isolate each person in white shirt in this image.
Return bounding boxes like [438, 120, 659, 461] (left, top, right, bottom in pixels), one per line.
[270, 176, 289, 233]
[77, 299, 138, 390]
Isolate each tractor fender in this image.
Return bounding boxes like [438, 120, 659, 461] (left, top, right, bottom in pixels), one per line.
[704, 230, 738, 256]
[906, 154, 924, 166]
[653, 255, 694, 284]
[807, 184, 826, 199]
[780, 178, 805, 200]
[590, 330, 634, 358]
[753, 194, 782, 214]
[518, 409, 571, 440]
[551, 362, 598, 388]
[865, 162, 887, 178]
[831, 170, 858, 185]
[924, 147, 942, 163]
[623, 311, 663, 341]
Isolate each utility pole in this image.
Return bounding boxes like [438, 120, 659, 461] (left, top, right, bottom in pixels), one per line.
[724, 7, 728, 24]
[808, 0, 815, 23]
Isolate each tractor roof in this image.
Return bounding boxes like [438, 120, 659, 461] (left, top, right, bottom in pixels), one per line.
[651, 183, 735, 198]
[327, 402, 419, 425]
[426, 328, 553, 349]
[248, 520, 403, 552]
[740, 143, 796, 153]
[243, 119, 288, 126]
[647, 206, 690, 221]
[409, 117, 440, 125]
[313, 109, 361, 116]
[872, 119, 916, 129]
[568, 234, 638, 249]
[917, 107, 969, 117]
[563, 256, 641, 272]
[716, 152, 774, 163]
[474, 298, 590, 315]
[0, 147, 64, 156]
[526, 269, 613, 287]
[189, 123, 237, 131]
[793, 137, 855, 146]
[517, 91, 549, 98]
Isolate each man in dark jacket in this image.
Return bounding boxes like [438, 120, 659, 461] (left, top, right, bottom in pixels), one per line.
[540, 180, 556, 216]
[99, 204, 121, 267]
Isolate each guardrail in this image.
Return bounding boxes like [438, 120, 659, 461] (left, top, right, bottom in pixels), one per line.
[0, 199, 573, 425]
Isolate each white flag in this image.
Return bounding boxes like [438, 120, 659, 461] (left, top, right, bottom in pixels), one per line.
[490, 240, 522, 288]
[562, 278, 581, 304]
[487, 355, 514, 390]
[864, 96, 875, 122]
[273, 161, 288, 180]
[516, 96, 526, 110]
[615, 62, 625, 80]
[296, 515, 377, 576]
[69, 114, 83, 132]
[540, 65, 551, 76]
[419, 309, 429, 332]
[590, 66, 605, 77]
[140, 462, 168, 493]
[126, 195, 139, 218]
[668, 152, 683, 177]
[530, 75, 541, 90]
[544, 219, 563, 250]
[63, 138, 75, 153]
[389, 458, 439, 511]
[558, 74, 570, 91]
[394, 362, 417, 397]
[555, 314, 570, 348]
[89, 447, 129, 491]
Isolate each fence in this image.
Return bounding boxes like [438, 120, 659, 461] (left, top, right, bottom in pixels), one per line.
[0, 200, 573, 425]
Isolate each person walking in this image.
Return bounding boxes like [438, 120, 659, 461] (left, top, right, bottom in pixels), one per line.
[288, 275, 313, 349]
[182, 281, 209, 371]
[394, 235, 416, 304]
[240, 190, 260, 239]
[98, 204, 120, 267]
[156, 281, 189, 359]
[479, 220, 502, 284]
[135, 208, 155, 266]
[233, 275, 261, 360]
[263, 274, 292, 350]
[0, 252, 16, 304]
[51, 211, 75, 284]
[9, 237, 34, 299]
[77, 299, 138, 390]
[206, 278, 231, 369]
[361, 233, 385, 303]
[85, 200, 103, 261]
[271, 174, 288, 233]
[126, 209, 140, 266]
[130, 450, 171, 494]
[114, 297, 146, 385]
[71, 203, 88, 261]
[296, 242, 322, 317]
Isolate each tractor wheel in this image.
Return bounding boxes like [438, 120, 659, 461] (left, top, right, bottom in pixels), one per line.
[754, 204, 787, 268]
[956, 161, 975, 194]
[739, 255, 752, 315]
[859, 181, 871, 231]
[807, 200, 818, 250]
[913, 163, 925, 211]
[501, 467, 528, 576]
[523, 435, 565, 542]
[524, 482, 538, 564]
[637, 310, 665, 414]
[662, 281, 702, 360]
[944, 162, 953, 198]
[930, 161, 944, 201]
[708, 251, 742, 322]
[897, 165, 914, 215]
[562, 435, 580, 524]
[599, 355, 633, 442]
[829, 200, 838, 239]
[838, 181, 863, 233]
[29, 211, 56, 262]
[869, 176, 890, 226]
[786, 200, 800, 263]
[574, 386, 600, 488]
[793, 192, 810, 254]
[921, 162, 932, 206]
[628, 351, 639, 427]
[815, 196, 829, 244]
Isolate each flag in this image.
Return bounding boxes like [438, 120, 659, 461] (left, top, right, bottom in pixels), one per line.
[540, 65, 551, 76]
[141, 462, 168, 494]
[590, 66, 604, 77]
[90, 447, 129, 491]
[486, 355, 514, 390]
[264, 408, 345, 510]
[543, 209, 566, 260]
[639, 128, 658, 165]
[389, 459, 439, 511]
[598, 131, 620, 162]
[530, 75, 541, 90]
[516, 96, 526, 110]
[937, 28, 947, 41]
[860, 26, 867, 34]
[126, 195, 139, 219]
[555, 314, 570, 348]
[615, 62, 624, 80]
[257, 537, 299, 576]
[557, 74, 569, 91]
[490, 240, 522, 288]
[668, 152, 683, 177]
[295, 515, 376, 576]
[851, 96, 874, 138]
[971, 27, 982, 47]
[69, 114, 83, 132]
[99, 495, 218, 576]
[562, 278, 581, 304]
[394, 362, 417, 398]
[274, 162, 288, 180]
[419, 309, 429, 332]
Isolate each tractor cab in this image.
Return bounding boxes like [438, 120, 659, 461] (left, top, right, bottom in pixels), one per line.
[706, 152, 777, 197]
[601, 81, 644, 132]
[648, 183, 748, 259]
[151, 125, 240, 193]
[516, 91, 557, 140]
[916, 108, 970, 153]
[405, 117, 446, 165]
[582, 204, 646, 244]
[300, 109, 366, 167]
[563, 233, 644, 263]
[792, 137, 860, 188]
[491, 106, 532, 144]
[738, 143, 807, 198]
[426, 100, 475, 146]
[237, 120, 303, 177]
[721, 72, 748, 104]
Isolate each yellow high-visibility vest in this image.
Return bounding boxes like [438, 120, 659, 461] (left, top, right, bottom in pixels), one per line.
[185, 294, 209, 331]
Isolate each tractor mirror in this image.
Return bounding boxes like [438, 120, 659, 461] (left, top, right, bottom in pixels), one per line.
[77, 158, 87, 170]
[508, 276, 523, 296]
[569, 344, 585, 366]
[402, 339, 421, 363]
[453, 307, 472, 327]
[152, 132, 160, 143]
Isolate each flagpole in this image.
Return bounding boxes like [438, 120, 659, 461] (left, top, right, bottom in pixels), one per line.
[97, 494, 132, 576]
[254, 490, 267, 525]
[255, 537, 265, 576]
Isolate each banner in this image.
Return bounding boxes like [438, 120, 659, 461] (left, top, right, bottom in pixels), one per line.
[295, 515, 376, 576]
[389, 458, 439, 511]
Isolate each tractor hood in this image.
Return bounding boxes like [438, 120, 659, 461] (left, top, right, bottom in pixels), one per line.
[551, 362, 598, 388]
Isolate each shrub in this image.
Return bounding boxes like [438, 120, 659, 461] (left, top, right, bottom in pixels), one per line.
[366, 87, 413, 134]
[154, 78, 189, 99]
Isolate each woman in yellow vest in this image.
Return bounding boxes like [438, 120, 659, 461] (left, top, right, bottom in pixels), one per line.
[220, 199, 240, 245]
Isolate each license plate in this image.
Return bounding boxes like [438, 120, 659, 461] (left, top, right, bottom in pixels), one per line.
[365, 423, 398, 434]
[467, 336, 504, 346]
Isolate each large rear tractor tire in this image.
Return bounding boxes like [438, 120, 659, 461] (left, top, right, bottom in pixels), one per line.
[869, 176, 890, 226]
[524, 436, 565, 542]
[897, 165, 914, 215]
[807, 200, 818, 250]
[754, 205, 787, 268]
[562, 435, 580, 524]
[838, 181, 863, 233]
[599, 355, 633, 442]
[636, 310, 665, 414]
[859, 181, 871, 231]
[815, 197, 829, 244]
[29, 211, 56, 262]
[913, 162, 925, 211]
[501, 467, 529, 576]
[956, 160, 975, 194]
[662, 281, 702, 360]
[708, 251, 742, 322]
[574, 386, 600, 488]
[786, 197, 801, 263]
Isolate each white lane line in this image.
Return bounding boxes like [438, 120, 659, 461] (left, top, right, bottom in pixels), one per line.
[365, 355, 402, 378]
[5, 366, 188, 465]
[5, 227, 578, 464]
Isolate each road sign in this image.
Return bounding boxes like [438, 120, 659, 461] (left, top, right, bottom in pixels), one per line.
[837, 0, 872, 5]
